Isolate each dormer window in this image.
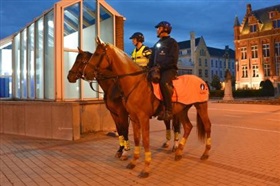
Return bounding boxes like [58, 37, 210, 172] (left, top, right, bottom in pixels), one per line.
[269, 12, 274, 19]
[273, 19, 280, 28]
[250, 24, 257, 32]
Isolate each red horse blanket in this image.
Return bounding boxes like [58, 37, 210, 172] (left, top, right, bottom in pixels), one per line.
[152, 75, 209, 105]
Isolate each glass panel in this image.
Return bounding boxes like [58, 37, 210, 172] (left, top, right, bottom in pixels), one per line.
[14, 35, 20, 98]
[44, 10, 55, 99]
[64, 3, 80, 48]
[20, 29, 27, 98]
[83, 1, 98, 99]
[35, 18, 44, 99]
[64, 51, 80, 98]
[27, 24, 35, 99]
[83, 1, 96, 51]
[0, 43, 12, 98]
[99, 4, 113, 44]
[63, 2, 81, 99]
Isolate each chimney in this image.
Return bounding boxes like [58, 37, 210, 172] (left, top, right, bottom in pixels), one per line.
[190, 32, 197, 74]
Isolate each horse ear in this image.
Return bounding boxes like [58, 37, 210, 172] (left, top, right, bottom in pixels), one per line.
[77, 47, 83, 54]
[96, 37, 101, 45]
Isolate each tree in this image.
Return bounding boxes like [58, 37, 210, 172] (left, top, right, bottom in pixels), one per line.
[211, 74, 222, 90]
[259, 79, 274, 97]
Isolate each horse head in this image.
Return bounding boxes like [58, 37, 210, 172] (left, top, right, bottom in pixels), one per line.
[67, 47, 93, 83]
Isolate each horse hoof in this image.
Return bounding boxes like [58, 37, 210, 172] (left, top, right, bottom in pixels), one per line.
[115, 152, 122, 158]
[126, 163, 136, 169]
[120, 155, 128, 161]
[162, 142, 169, 148]
[200, 154, 209, 160]
[138, 171, 149, 178]
[175, 155, 182, 161]
[172, 146, 178, 152]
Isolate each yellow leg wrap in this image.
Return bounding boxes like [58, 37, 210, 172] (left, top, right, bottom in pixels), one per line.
[206, 138, 211, 146]
[174, 132, 180, 141]
[124, 140, 130, 150]
[179, 137, 187, 146]
[145, 151, 152, 163]
[166, 130, 171, 140]
[119, 136, 124, 146]
[134, 146, 141, 155]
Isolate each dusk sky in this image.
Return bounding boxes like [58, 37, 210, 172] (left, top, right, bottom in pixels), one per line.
[0, 0, 279, 53]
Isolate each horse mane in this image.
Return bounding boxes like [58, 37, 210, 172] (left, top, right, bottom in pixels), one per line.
[106, 43, 142, 70]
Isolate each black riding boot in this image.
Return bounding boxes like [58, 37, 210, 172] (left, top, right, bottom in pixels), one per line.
[158, 84, 173, 121]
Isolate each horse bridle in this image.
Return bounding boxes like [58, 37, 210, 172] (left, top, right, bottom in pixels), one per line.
[85, 44, 146, 80]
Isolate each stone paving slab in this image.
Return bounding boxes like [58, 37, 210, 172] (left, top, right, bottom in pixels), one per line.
[1, 116, 280, 186]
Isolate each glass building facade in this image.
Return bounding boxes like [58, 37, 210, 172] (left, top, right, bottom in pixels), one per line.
[0, 0, 124, 101]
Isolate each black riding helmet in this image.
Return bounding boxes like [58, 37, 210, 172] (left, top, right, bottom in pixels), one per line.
[129, 32, 145, 42]
[155, 21, 172, 34]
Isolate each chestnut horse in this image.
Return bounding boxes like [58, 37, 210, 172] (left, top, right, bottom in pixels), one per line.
[67, 48, 181, 160]
[78, 37, 212, 178]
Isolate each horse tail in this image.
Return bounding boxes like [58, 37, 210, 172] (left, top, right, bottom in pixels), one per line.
[196, 113, 206, 142]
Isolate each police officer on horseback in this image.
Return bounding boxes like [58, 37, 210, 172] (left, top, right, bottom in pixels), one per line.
[148, 21, 179, 121]
[129, 32, 152, 67]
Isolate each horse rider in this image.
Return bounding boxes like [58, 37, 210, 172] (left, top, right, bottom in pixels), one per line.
[129, 32, 152, 68]
[148, 21, 179, 121]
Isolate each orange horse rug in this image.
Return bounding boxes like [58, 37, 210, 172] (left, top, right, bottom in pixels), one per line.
[152, 75, 209, 105]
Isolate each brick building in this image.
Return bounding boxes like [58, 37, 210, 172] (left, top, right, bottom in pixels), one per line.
[234, 4, 280, 91]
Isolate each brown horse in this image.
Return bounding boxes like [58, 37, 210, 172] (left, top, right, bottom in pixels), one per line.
[67, 48, 181, 160]
[79, 37, 212, 178]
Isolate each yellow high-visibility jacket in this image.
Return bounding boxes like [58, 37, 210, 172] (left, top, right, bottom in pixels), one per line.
[131, 45, 151, 67]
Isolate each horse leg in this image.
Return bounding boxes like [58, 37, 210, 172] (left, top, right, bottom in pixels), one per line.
[113, 119, 125, 158]
[175, 107, 193, 161]
[119, 114, 130, 161]
[162, 119, 171, 148]
[172, 115, 180, 152]
[195, 102, 212, 160]
[126, 120, 141, 170]
[139, 116, 151, 178]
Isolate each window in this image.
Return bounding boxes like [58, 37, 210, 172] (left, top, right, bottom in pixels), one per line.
[242, 65, 248, 78]
[250, 24, 257, 32]
[20, 29, 27, 98]
[264, 64, 270, 77]
[27, 24, 35, 99]
[211, 60, 213, 67]
[204, 69, 208, 78]
[269, 12, 274, 19]
[199, 58, 201, 66]
[35, 18, 44, 99]
[198, 69, 202, 77]
[205, 59, 208, 67]
[276, 59, 280, 76]
[241, 47, 247, 60]
[215, 60, 218, 68]
[263, 44, 270, 57]
[273, 19, 280, 28]
[200, 49, 206, 56]
[251, 45, 258, 58]
[252, 65, 259, 77]
[44, 11, 55, 99]
[275, 42, 280, 56]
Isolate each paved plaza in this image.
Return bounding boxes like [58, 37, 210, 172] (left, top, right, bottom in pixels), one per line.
[1, 102, 280, 186]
